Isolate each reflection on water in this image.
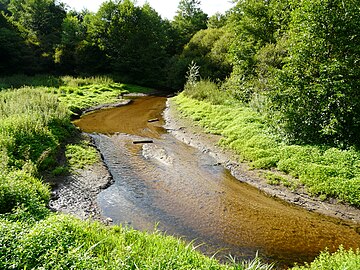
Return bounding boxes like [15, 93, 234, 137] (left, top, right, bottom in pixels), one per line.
[75, 97, 360, 268]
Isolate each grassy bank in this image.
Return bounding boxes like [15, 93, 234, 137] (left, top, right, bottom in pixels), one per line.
[175, 91, 360, 207]
[174, 80, 360, 269]
[0, 76, 273, 270]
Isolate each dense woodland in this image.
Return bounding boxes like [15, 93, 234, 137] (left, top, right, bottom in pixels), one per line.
[1, 0, 360, 149]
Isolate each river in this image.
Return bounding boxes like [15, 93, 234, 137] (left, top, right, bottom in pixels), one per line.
[73, 96, 360, 268]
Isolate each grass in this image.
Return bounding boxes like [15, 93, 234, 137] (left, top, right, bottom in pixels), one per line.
[176, 80, 360, 268]
[0, 213, 275, 270]
[2, 75, 356, 269]
[65, 140, 99, 170]
[174, 92, 360, 207]
[292, 247, 360, 270]
[0, 75, 273, 270]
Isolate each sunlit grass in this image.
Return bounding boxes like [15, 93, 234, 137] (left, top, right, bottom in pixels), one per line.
[292, 247, 360, 270]
[174, 93, 360, 207]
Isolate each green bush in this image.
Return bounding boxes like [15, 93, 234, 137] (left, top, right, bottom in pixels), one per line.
[292, 247, 360, 270]
[0, 170, 50, 218]
[268, 0, 360, 147]
[184, 79, 233, 105]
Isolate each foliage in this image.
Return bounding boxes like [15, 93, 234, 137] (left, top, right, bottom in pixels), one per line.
[174, 93, 360, 206]
[0, 13, 37, 74]
[224, 0, 296, 102]
[172, 0, 208, 50]
[0, 74, 61, 89]
[8, 0, 66, 69]
[65, 141, 99, 170]
[0, 213, 270, 270]
[292, 246, 360, 270]
[0, 170, 50, 219]
[268, 0, 360, 147]
[184, 28, 232, 80]
[87, 0, 171, 86]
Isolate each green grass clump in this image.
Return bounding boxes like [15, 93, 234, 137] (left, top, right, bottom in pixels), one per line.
[0, 214, 269, 270]
[184, 80, 233, 105]
[174, 93, 360, 206]
[0, 170, 50, 219]
[58, 83, 127, 114]
[291, 247, 360, 270]
[65, 141, 99, 170]
[0, 87, 73, 170]
[60, 75, 115, 87]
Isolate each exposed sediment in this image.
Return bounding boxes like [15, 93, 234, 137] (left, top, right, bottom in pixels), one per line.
[48, 140, 114, 221]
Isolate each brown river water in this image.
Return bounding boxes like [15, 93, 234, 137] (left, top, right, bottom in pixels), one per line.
[73, 96, 360, 268]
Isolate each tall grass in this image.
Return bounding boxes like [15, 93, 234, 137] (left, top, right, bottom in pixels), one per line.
[0, 87, 72, 170]
[175, 92, 360, 207]
[292, 247, 360, 270]
[0, 74, 61, 89]
[0, 213, 275, 270]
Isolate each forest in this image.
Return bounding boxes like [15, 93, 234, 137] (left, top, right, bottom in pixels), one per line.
[1, 0, 359, 148]
[1, 0, 360, 269]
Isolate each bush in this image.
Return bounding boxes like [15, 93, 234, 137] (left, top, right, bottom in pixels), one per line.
[184, 80, 232, 105]
[292, 247, 360, 270]
[268, 0, 360, 147]
[0, 170, 50, 218]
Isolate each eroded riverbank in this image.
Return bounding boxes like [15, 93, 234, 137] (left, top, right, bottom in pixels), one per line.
[67, 95, 360, 268]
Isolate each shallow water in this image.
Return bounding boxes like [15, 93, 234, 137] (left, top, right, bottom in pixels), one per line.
[74, 96, 360, 268]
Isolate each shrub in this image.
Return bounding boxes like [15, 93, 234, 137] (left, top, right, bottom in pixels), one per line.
[0, 170, 50, 218]
[292, 246, 360, 270]
[268, 0, 360, 147]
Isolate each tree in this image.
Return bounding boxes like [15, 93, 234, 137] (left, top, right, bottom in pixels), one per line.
[269, 0, 360, 147]
[0, 12, 37, 74]
[207, 12, 227, 29]
[0, 0, 10, 14]
[172, 0, 208, 51]
[223, 0, 296, 101]
[8, 0, 66, 69]
[87, 0, 171, 85]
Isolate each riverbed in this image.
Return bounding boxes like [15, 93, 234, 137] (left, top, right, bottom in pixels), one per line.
[73, 96, 360, 268]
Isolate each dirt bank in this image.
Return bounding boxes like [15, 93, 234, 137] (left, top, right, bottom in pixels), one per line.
[164, 98, 360, 224]
[46, 133, 114, 222]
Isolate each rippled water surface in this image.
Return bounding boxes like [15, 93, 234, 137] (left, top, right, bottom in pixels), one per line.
[74, 96, 360, 268]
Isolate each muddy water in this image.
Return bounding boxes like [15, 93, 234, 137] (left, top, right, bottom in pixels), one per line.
[74, 96, 360, 268]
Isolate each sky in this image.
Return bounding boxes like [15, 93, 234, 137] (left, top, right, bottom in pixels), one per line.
[60, 0, 235, 20]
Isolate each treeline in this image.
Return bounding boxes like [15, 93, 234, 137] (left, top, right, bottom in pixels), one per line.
[1, 0, 360, 147]
[183, 0, 360, 149]
[0, 0, 209, 87]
